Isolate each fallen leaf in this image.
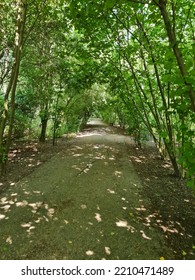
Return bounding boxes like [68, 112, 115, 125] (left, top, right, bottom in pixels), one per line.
[47, 208, 55, 217]
[43, 216, 49, 222]
[107, 189, 115, 194]
[0, 214, 6, 220]
[8, 200, 14, 205]
[160, 225, 178, 233]
[95, 213, 102, 222]
[1, 197, 8, 204]
[140, 230, 152, 240]
[6, 236, 12, 245]
[135, 206, 146, 211]
[10, 193, 17, 197]
[29, 203, 37, 209]
[1, 205, 11, 211]
[24, 191, 30, 195]
[105, 247, 111, 255]
[86, 250, 94, 256]
[116, 220, 128, 228]
[35, 218, 42, 223]
[16, 201, 28, 207]
[29, 226, 35, 230]
[160, 225, 168, 232]
[21, 223, 31, 228]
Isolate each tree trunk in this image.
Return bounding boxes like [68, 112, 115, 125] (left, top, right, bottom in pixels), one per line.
[39, 118, 48, 143]
[0, 0, 27, 174]
[155, 137, 167, 160]
[52, 118, 57, 146]
[53, 87, 61, 146]
[164, 140, 181, 177]
[158, 0, 195, 112]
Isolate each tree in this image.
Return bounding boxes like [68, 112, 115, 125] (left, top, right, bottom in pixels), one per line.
[0, 0, 27, 174]
[68, 0, 195, 182]
[0, 0, 194, 186]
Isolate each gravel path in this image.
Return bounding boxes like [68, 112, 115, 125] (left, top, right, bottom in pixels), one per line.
[0, 119, 178, 259]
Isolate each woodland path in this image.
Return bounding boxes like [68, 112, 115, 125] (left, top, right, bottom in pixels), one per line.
[0, 119, 191, 259]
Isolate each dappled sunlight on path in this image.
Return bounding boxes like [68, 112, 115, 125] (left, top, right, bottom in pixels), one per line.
[0, 120, 181, 260]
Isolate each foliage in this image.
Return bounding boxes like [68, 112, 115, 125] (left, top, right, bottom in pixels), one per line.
[0, 0, 194, 186]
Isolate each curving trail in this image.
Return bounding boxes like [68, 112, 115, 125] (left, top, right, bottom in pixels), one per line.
[0, 119, 174, 259]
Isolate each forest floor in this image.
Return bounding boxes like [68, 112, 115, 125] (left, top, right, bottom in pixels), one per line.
[0, 119, 195, 260]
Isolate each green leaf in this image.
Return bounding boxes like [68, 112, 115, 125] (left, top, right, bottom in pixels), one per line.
[104, 0, 117, 9]
[159, 131, 168, 139]
[182, 250, 187, 256]
[187, 180, 195, 189]
[162, 74, 171, 83]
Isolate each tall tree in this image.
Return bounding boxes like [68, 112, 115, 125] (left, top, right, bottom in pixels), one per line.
[0, 0, 27, 174]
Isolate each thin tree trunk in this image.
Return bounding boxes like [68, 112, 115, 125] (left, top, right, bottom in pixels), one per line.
[39, 117, 48, 143]
[0, 0, 27, 174]
[135, 15, 180, 176]
[164, 141, 181, 177]
[39, 102, 49, 143]
[158, 0, 195, 112]
[109, 57, 158, 144]
[53, 92, 60, 146]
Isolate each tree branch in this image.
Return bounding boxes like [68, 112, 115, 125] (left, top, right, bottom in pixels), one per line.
[179, 2, 194, 44]
[125, 0, 155, 5]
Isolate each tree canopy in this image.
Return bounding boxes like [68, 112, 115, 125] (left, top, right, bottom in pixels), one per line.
[0, 0, 194, 186]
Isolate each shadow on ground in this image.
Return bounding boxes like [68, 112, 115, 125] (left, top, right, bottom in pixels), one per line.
[0, 119, 194, 259]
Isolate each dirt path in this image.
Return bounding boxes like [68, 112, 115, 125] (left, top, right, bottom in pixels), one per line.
[0, 119, 194, 259]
